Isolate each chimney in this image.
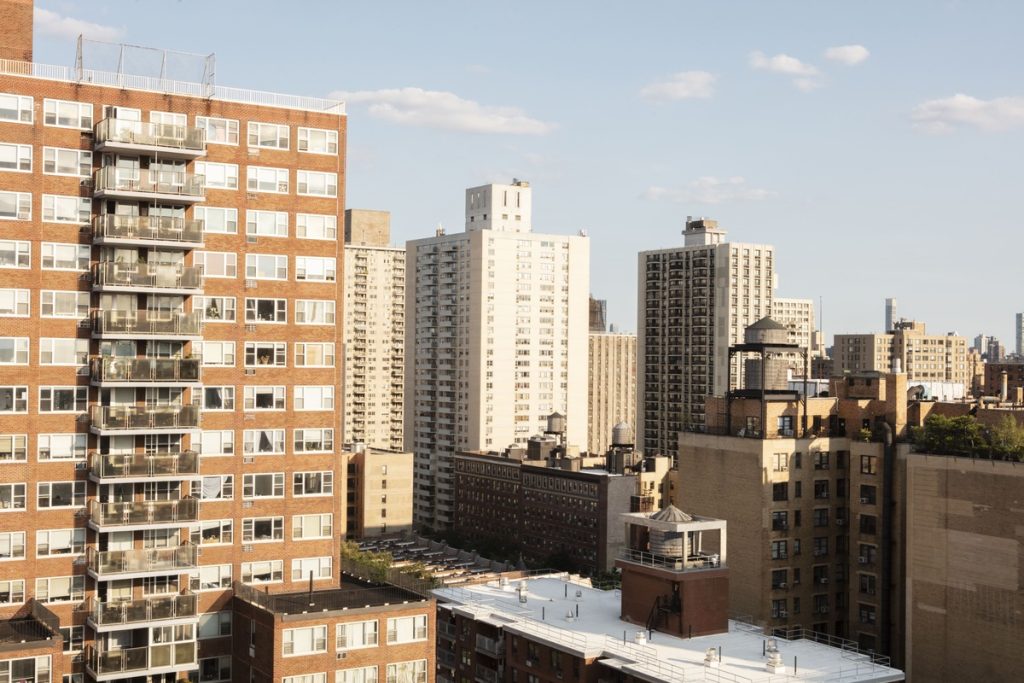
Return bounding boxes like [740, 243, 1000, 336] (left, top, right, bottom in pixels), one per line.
[1001, 370, 1009, 402]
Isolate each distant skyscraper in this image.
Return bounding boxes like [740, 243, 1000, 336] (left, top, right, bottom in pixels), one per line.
[885, 297, 897, 332]
[406, 180, 590, 529]
[589, 296, 607, 332]
[638, 218, 775, 456]
[588, 331, 636, 454]
[1016, 313, 1023, 356]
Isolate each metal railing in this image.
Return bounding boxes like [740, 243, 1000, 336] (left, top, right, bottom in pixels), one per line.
[87, 544, 198, 576]
[475, 634, 503, 657]
[89, 498, 199, 527]
[91, 357, 201, 383]
[95, 167, 205, 197]
[89, 451, 199, 479]
[93, 215, 204, 244]
[92, 310, 202, 336]
[95, 118, 206, 152]
[619, 548, 723, 571]
[85, 641, 197, 676]
[88, 593, 198, 627]
[93, 262, 203, 291]
[90, 404, 200, 430]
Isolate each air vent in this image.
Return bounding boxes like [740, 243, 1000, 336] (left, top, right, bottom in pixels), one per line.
[245, 324, 256, 332]
[246, 235, 257, 244]
[243, 544, 254, 553]
[243, 456, 254, 464]
[242, 500, 253, 508]
[244, 368, 256, 376]
[245, 279, 257, 288]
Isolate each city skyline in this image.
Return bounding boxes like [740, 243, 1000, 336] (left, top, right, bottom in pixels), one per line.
[29, 1, 1024, 343]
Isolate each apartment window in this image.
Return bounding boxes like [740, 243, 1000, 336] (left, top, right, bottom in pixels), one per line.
[196, 116, 239, 145]
[247, 166, 289, 193]
[297, 170, 337, 197]
[41, 291, 88, 318]
[143, 576, 179, 595]
[297, 127, 338, 154]
[64, 674, 84, 683]
[293, 471, 333, 496]
[201, 386, 235, 411]
[195, 251, 238, 278]
[771, 569, 787, 589]
[195, 296, 237, 322]
[336, 621, 379, 650]
[245, 341, 286, 367]
[248, 122, 289, 149]
[295, 299, 335, 324]
[295, 342, 335, 367]
[296, 213, 337, 241]
[0, 434, 26, 462]
[336, 667, 378, 683]
[192, 520, 233, 546]
[36, 528, 84, 557]
[195, 206, 238, 234]
[0, 338, 27, 365]
[244, 386, 285, 411]
[292, 513, 332, 540]
[200, 430, 234, 457]
[294, 386, 334, 411]
[0, 579, 25, 604]
[195, 161, 239, 189]
[246, 253, 288, 280]
[296, 256, 336, 281]
[38, 434, 87, 461]
[386, 660, 427, 683]
[814, 451, 830, 470]
[0, 93, 32, 123]
[0, 289, 28, 317]
[196, 341, 235, 366]
[59, 626, 83, 652]
[291, 556, 332, 581]
[243, 429, 285, 455]
[386, 615, 428, 644]
[772, 453, 788, 472]
[772, 482, 788, 502]
[199, 475, 233, 500]
[813, 480, 830, 499]
[294, 429, 333, 454]
[39, 338, 89, 368]
[35, 575, 84, 602]
[813, 508, 830, 527]
[770, 540, 788, 560]
[41, 243, 89, 270]
[43, 147, 92, 177]
[0, 143, 31, 172]
[858, 603, 877, 625]
[283, 625, 327, 656]
[245, 298, 287, 323]
[246, 209, 288, 236]
[0, 531, 25, 560]
[771, 599, 787, 618]
[243, 473, 284, 498]
[198, 655, 232, 683]
[191, 564, 232, 591]
[241, 560, 283, 584]
[860, 514, 878, 535]
[0, 240, 29, 268]
[43, 99, 92, 129]
[242, 516, 284, 542]
[39, 387, 87, 413]
[285, 675, 326, 683]
[771, 511, 788, 531]
[0, 387, 27, 413]
[812, 537, 829, 557]
[0, 190, 29, 222]
[860, 455, 879, 475]
[860, 485, 877, 505]
[42, 195, 90, 224]
[38, 481, 85, 508]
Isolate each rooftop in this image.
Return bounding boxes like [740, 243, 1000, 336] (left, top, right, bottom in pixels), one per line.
[233, 580, 427, 617]
[435, 575, 903, 683]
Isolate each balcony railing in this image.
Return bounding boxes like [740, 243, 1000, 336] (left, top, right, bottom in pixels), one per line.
[93, 310, 202, 337]
[90, 405, 200, 431]
[95, 167, 205, 199]
[89, 451, 199, 480]
[619, 548, 723, 571]
[93, 262, 203, 291]
[88, 593, 198, 627]
[94, 215, 204, 245]
[89, 498, 199, 528]
[95, 118, 206, 153]
[85, 641, 197, 678]
[91, 357, 201, 383]
[87, 544, 198, 577]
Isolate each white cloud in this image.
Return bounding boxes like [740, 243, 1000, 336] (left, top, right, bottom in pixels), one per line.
[640, 70, 716, 101]
[912, 94, 1024, 133]
[330, 87, 554, 135]
[824, 44, 870, 65]
[643, 176, 776, 204]
[749, 51, 821, 91]
[35, 7, 124, 42]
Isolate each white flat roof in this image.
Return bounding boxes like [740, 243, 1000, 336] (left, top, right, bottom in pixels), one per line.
[434, 575, 903, 683]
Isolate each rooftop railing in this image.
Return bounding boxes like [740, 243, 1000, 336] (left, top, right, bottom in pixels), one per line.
[618, 548, 723, 571]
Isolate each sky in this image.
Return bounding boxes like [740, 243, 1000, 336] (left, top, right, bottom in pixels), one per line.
[31, 1, 1024, 345]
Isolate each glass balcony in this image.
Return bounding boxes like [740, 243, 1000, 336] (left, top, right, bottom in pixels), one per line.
[85, 641, 197, 680]
[94, 167, 205, 203]
[92, 310, 202, 338]
[93, 215, 204, 248]
[87, 593, 198, 629]
[90, 404, 200, 432]
[93, 262, 203, 293]
[91, 357, 201, 384]
[95, 118, 206, 159]
[89, 498, 199, 529]
[88, 451, 199, 481]
[87, 544, 198, 578]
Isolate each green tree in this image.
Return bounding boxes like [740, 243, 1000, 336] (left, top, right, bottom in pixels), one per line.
[987, 414, 1024, 461]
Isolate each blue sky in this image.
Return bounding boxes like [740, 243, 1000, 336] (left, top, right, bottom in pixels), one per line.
[33, 1, 1024, 344]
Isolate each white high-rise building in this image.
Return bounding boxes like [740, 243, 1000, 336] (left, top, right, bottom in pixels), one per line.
[406, 181, 590, 529]
[638, 218, 775, 457]
[885, 297, 897, 333]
